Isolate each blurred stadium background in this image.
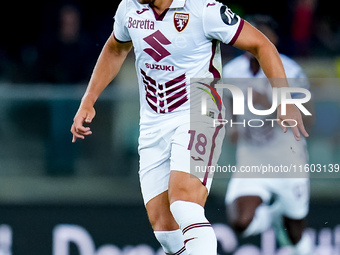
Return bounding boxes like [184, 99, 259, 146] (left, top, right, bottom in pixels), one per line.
[0, 0, 339, 254]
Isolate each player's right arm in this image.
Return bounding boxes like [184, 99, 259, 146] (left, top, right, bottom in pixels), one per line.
[71, 35, 133, 143]
[232, 21, 309, 140]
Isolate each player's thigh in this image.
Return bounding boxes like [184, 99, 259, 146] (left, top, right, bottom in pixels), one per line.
[145, 190, 179, 231]
[169, 117, 225, 205]
[225, 178, 270, 228]
[228, 196, 262, 227]
[283, 217, 305, 244]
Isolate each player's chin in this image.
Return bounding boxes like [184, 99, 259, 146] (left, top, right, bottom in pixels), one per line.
[138, 0, 154, 4]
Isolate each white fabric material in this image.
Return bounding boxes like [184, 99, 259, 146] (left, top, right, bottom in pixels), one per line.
[292, 233, 314, 255]
[170, 201, 217, 255]
[226, 178, 310, 219]
[114, 0, 243, 125]
[154, 229, 188, 255]
[242, 204, 275, 237]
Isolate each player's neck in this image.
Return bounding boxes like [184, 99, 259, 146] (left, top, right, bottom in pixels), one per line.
[151, 0, 173, 15]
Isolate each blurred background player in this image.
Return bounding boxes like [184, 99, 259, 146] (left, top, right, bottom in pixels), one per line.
[223, 15, 315, 255]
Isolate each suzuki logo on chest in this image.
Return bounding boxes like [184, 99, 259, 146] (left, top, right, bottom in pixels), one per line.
[143, 30, 171, 62]
[174, 12, 189, 32]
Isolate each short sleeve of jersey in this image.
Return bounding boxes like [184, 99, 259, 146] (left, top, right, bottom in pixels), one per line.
[203, 0, 244, 45]
[113, 0, 131, 42]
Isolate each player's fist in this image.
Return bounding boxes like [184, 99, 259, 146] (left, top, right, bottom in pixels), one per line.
[71, 105, 96, 143]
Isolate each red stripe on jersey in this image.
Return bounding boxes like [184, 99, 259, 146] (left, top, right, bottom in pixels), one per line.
[165, 73, 186, 87]
[141, 69, 188, 113]
[166, 246, 187, 255]
[168, 95, 188, 112]
[112, 32, 132, 44]
[202, 115, 224, 186]
[182, 222, 212, 234]
[184, 237, 197, 245]
[152, 7, 169, 21]
[165, 82, 186, 95]
[228, 19, 245, 46]
[209, 40, 221, 79]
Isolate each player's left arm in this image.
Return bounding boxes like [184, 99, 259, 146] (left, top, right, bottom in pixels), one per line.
[232, 21, 309, 140]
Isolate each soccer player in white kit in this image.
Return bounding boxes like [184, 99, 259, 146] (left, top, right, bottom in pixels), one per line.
[223, 15, 314, 255]
[71, 1, 309, 254]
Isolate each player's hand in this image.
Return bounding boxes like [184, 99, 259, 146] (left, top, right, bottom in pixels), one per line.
[71, 106, 96, 143]
[277, 104, 309, 141]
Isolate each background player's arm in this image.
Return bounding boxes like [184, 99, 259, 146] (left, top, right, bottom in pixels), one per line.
[232, 21, 309, 140]
[71, 35, 133, 142]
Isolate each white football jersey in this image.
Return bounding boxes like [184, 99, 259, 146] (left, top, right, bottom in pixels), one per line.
[114, 0, 244, 125]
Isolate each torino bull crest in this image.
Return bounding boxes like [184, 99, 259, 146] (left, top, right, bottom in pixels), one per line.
[174, 12, 189, 32]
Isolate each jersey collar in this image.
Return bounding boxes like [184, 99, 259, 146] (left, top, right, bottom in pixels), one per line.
[169, 0, 186, 9]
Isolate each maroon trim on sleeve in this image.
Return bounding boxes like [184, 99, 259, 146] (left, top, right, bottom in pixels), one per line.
[228, 18, 245, 46]
[112, 32, 132, 44]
